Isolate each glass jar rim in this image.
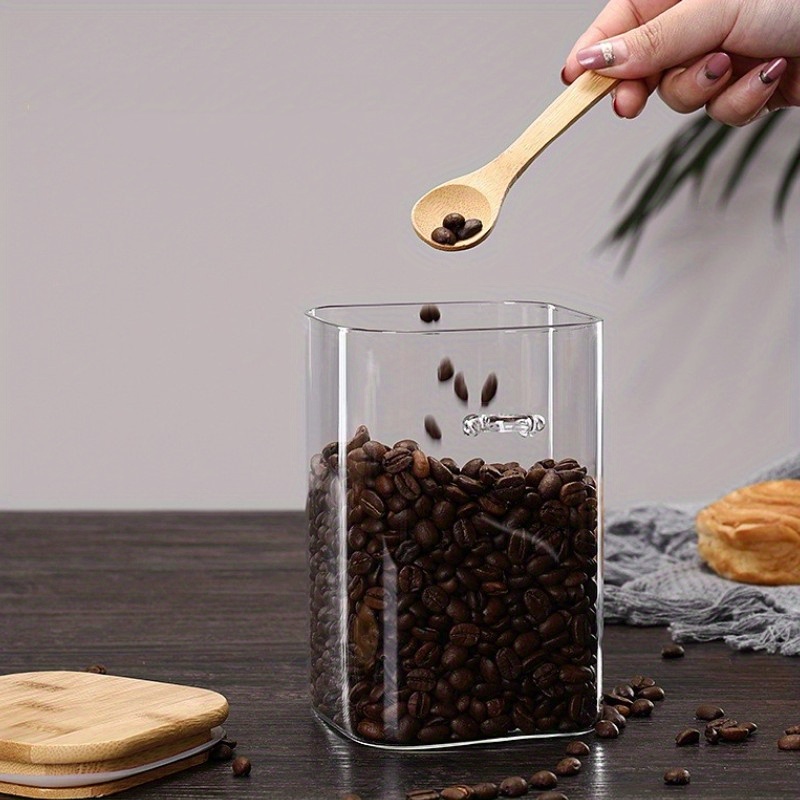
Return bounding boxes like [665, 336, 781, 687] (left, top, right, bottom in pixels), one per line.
[306, 300, 602, 334]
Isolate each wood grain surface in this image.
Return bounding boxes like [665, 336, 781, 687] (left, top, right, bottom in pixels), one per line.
[1, 512, 798, 800]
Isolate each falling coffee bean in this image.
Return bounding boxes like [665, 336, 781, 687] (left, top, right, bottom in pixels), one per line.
[565, 740, 590, 757]
[594, 720, 620, 739]
[778, 734, 800, 750]
[662, 643, 685, 659]
[438, 357, 455, 382]
[480, 373, 498, 407]
[457, 218, 483, 240]
[553, 757, 581, 777]
[231, 756, 251, 777]
[454, 372, 468, 403]
[424, 415, 442, 441]
[432, 227, 457, 246]
[420, 304, 442, 323]
[695, 704, 725, 721]
[663, 768, 690, 786]
[498, 777, 528, 797]
[443, 212, 466, 231]
[529, 770, 558, 790]
[675, 728, 700, 747]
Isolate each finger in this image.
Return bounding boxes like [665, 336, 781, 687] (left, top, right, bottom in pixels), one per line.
[658, 52, 733, 114]
[563, 0, 680, 83]
[575, 0, 738, 80]
[612, 73, 662, 118]
[706, 58, 788, 126]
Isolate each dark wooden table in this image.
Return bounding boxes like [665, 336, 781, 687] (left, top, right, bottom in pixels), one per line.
[1, 512, 798, 799]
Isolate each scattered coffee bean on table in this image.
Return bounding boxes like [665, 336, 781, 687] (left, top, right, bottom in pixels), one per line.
[719, 726, 750, 742]
[458, 218, 483, 241]
[675, 728, 700, 746]
[420, 304, 442, 323]
[453, 371, 469, 402]
[785, 724, 800, 735]
[442, 785, 473, 800]
[601, 705, 627, 729]
[538, 793, 568, 800]
[231, 756, 251, 777]
[630, 698, 654, 717]
[695, 703, 725, 721]
[480, 373, 498, 407]
[341, 794, 362, 800]
[438, 357, 455, 382]
[529, 770, 558, 790]
[432, 227, 458, 246]
[210, 743, 234, 761]
[406, 790, 441, 800]
[778, 734, 800, 750]
[84, 664, 107, 674]
[662, 643, 685, 659]
[615, 705, 630, 717]
[664, 767, 690, 786]
[553, 757, 581, 777]
[424, 414, 442, 441]
[741, 721, 758, 734]
[594, 720, 620, 739]
[638, 686, 665, 702]
[565, 740, 590, 757]
[443, 213, 466, 231]
[470, 783, 499, 800]
[498, 776, 528, 797]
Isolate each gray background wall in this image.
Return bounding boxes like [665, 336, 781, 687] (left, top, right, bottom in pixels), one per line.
[2, 1, 798, 511]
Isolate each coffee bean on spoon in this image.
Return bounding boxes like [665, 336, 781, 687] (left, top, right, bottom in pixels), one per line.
[480, 373, 498, 407]
[454, 372, 468, 402]
[424, 415, 442, 441]
[443, 213, 466, 231]
[664, 768, 690, 786]
[438, 357, 455, 382]
[457, 218, 483, 240]
[695, 703, 725, 721]
[432, 227, 457, 246]
[420, 304, 441, 323]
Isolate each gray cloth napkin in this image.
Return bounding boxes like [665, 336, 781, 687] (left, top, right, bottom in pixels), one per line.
[604, 451, 800, 655]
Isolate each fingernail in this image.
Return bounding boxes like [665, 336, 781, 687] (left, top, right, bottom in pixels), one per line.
[699, 52, 731, 86]
[577, 38, 629, 70]
[612, 95, 623, 118]
[756, 58, 788, 86]
[560, 67, 570, 86]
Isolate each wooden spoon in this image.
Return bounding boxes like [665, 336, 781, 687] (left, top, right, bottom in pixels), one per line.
[411, 71, 619, 251]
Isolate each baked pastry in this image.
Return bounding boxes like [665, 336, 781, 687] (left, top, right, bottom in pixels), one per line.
[696, 480, 800, 585]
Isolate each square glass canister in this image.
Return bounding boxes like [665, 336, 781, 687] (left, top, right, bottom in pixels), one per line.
[306, 301, 602, 748]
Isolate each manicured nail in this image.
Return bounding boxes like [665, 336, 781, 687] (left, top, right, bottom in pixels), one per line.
[757, 58, 788, 86]
[699, 52, 731, 86]
[577, 38, 629, 70]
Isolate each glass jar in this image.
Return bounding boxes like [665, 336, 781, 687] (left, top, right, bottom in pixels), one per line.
[306, 301, 602, 748]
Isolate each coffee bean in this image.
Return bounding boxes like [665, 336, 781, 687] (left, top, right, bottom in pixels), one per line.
[432, 227, 457, 246]
[565, 740, 590, 757]
[537, 794, 568, 800]
[601, 705, 627, 729]
[480, 373, 498, 407]
[210, 743, 234, 761]
[741, 722, 758, 735]
[785, 724, 800, 735]
[663, 768, 690, 786]
[454, 372, 469, 403]
[457, 218, 483, 240]
[406, 791, 441, 800]
[696, 704, 725, 721]
[470, 783, 498, 800]
[629, 698, 654, 718]
[705, 726, 720, 745]
[615, 705, 630, 718]
[594, 720, 620, 739]
[438, 358, 455, 382]
[638, 686, 665, 702]
[778, 734, 800, 750]
[553, 757, 581, 777]
[342, 794, 362, 800]
[231, 756, 251, 777]
[529, 770, 558, 790]
[719, 726, 750, 742]
[498, 776, 528, 797]
[84, 664, 107, 674]
[441, 786, 473, 800]
[449, 622, 480, 647]
[443, 212, 466, 231]
[423, 415, 443, 441]
[675, 728, 700, 746]
[612, 684, 634, 701]
[629, 675, 656, 691]
[662, 643, 685, 659]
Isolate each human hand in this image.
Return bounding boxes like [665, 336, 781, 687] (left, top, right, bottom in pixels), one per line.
[563, 0, 800, 125]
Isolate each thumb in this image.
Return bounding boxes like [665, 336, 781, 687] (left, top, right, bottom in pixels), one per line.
[576, 0, 736, 79]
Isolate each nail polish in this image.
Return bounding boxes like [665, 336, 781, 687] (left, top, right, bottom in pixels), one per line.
[576, 39, 628, 70]
[757, 58, 788, 86]
[700, 52, 731, 85]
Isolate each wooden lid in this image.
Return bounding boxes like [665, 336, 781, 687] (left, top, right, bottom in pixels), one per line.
[0, 672, 228, 766]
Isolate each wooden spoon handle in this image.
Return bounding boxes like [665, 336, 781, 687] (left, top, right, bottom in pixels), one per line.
[495, 71, 619, 188]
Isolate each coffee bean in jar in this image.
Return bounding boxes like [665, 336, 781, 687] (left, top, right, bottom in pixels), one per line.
[308, 426, 600, 746]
